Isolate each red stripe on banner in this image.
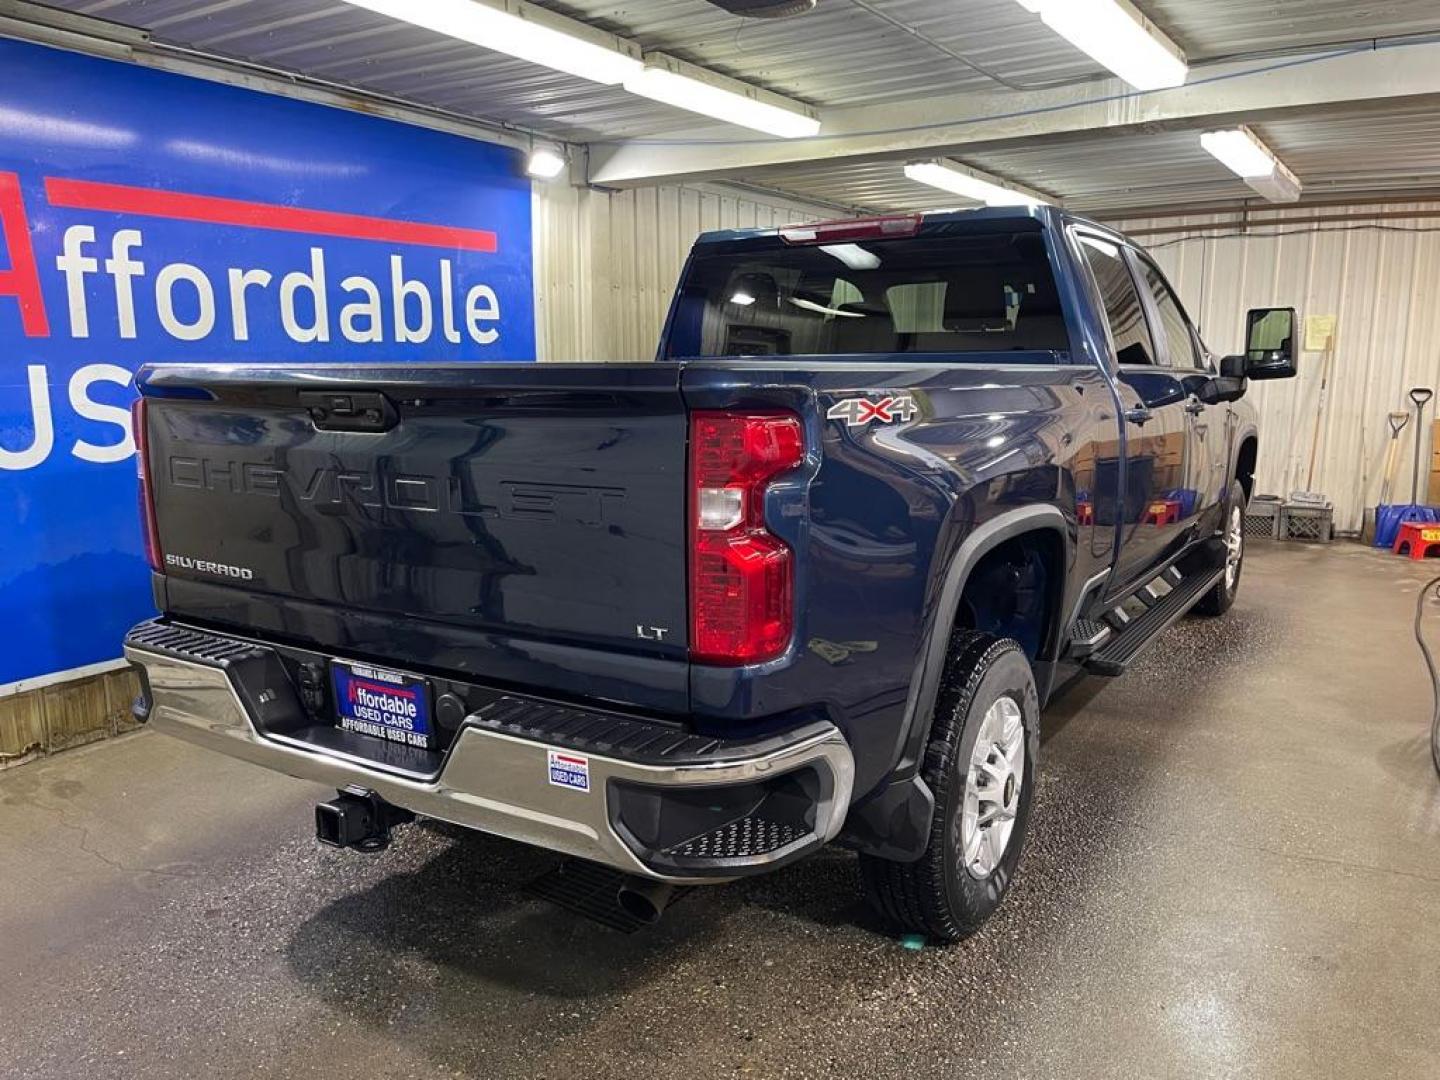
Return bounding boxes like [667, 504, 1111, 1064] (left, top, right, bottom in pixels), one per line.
[44, 176, 498, 253]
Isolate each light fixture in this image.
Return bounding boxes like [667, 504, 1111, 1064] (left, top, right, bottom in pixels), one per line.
[1200, 126, 1303, 203]
[340, 0, 642, 85]
[526, 146, 568, 180]
[1013, 0, 1187, 92]
[729, 291, 757, 306]
[820, 243, 881, 270]
[624, 54, 821, 139]
[1199, 128, 1274, 177]
[340, 1, 822, 137]
[903, 160, 1050, 207]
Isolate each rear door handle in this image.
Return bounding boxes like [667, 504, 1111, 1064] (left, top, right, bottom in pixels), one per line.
[1124, 406, 1153, 426]
[1184, 399, 1205, 415]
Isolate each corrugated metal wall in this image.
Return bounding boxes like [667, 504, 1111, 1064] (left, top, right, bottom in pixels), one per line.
[1118, 203, 1440, 532]
[533, 182, 820, 363]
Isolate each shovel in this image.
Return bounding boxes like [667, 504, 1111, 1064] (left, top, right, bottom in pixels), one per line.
[1369, 410, 1413, 545]
[1411, 387, 1435, 505]
[1380, 410, 1411, 506]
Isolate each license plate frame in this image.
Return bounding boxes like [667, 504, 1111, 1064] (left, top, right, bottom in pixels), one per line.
[330, 660, 434, 750]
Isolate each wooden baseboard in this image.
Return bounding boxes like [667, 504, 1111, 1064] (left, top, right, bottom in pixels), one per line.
[0, 668, 142, 770]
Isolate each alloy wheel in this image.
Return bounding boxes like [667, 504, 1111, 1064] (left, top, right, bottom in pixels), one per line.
[959, 695, 1025, 878]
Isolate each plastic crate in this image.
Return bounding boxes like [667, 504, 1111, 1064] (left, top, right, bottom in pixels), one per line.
[1281, 502, 1333, 542]
[1244, 497, 1282, 539]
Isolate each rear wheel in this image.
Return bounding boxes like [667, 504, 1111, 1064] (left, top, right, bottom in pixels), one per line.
[859, 632, 1039, 942]
[1194, 480, 1246, 616]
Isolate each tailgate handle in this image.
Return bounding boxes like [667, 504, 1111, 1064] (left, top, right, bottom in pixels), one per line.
[300, 391, 398, 432]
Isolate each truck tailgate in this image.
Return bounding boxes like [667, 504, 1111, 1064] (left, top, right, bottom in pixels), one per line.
[140, 364, 689, 687]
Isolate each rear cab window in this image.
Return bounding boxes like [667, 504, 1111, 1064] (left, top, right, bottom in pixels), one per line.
[1134, 255, 1206, 371]
[664, 221, 1072, 361]
[1074, 233, 1155, 367]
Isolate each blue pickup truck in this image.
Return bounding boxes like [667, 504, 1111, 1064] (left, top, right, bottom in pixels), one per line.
[124, 206, 1296, 940]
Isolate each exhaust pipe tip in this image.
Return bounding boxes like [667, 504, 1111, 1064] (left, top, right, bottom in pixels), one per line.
[616, 879, 678, 925]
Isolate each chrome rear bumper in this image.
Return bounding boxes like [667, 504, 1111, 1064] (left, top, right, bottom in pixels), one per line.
[124, 623, 853, 883]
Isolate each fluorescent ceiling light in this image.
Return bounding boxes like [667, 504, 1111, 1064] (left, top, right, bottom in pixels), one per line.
[729, 291, 757, 306]
[624, 54, 821, 139]
[1245, 168, 1302, 204]
[341, 3, 820, 137]
[820, 243, 881, 270]
[1200, 127, 1276, 178]
[1014, 0, 1188, 91]
[1201, 126, 1302, 202]
[526, 147, 567, 179]
[340, 0, 642, 85]
[903, 160, 1049, 207]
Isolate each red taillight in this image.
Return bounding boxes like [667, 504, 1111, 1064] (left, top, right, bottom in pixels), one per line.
[131, 397, 161, 572]
[689, 412, 804, 665]
[779, 214, 921, 245]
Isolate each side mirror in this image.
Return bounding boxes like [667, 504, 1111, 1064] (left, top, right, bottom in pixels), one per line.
[1197, 375, 1247, 405]
[1241, 306, 1298, 380]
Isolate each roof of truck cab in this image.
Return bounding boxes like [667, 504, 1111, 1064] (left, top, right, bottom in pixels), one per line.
[692, 203, 1086, 246]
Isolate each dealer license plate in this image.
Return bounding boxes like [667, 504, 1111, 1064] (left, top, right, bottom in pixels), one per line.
[331, 660, 433, 749]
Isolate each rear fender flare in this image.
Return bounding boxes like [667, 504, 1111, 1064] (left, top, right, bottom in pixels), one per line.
[840, 505, 1072, 861]
[896, 504, 1071, 771]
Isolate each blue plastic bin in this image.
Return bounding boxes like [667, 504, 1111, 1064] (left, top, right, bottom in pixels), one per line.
[1375, 504, 1440, 549]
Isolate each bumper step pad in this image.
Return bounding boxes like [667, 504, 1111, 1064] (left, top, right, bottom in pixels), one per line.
[125, 619, 265, 667]
[667, 816, 811, 860]
[471, 694, 841, 769]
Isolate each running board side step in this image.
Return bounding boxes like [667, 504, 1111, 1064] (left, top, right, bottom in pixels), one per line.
[1080, 566, 1225, 676]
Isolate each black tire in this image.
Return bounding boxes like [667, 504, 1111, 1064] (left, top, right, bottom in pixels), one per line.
[859, 632, 1040, 942]
[1193, 480, 1246, 616]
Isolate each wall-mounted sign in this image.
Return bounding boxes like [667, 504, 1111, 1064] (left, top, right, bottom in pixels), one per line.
[1304, 314, 1337, 352]
[0, 39, 536, 686]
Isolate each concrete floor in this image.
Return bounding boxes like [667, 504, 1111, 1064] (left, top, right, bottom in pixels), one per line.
[2, 542, 1438, 1080]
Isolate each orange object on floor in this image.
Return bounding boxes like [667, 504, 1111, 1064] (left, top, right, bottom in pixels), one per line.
[1392, 520, 1440, 559]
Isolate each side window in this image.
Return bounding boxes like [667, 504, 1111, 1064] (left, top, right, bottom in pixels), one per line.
[1076, 234, 1154, 366]
[1136, 257, 1201, 369]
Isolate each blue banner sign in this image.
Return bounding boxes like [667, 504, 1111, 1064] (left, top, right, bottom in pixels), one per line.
[0, 39, 535, 686]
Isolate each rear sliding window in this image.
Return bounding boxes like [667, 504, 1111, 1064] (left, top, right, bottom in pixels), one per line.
[664, 229, 1069, 360]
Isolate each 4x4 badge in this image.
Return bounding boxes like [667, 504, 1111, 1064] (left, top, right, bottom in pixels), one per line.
[826, 394, 919, 427]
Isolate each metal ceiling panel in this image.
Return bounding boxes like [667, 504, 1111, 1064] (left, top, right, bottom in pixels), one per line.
[32, 0, 1440, 205]
[1144, 0, 1440, 56]
[741, 104, 1440, 215]
[49, 1, 1440, 133]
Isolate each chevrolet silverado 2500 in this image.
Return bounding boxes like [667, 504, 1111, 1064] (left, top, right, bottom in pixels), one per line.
[123, 206, 1297, 940]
